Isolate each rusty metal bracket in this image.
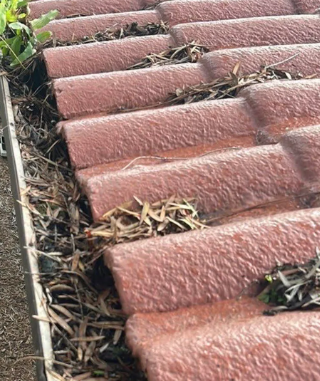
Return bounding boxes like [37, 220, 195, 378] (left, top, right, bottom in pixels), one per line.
[0, 76, 57, 381]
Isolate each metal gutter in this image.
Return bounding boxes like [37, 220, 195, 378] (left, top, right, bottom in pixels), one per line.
[0, 76, 57, 381]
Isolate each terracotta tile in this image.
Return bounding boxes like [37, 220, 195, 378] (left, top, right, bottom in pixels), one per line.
[53, 64, 207, 118]
[60, 98, 256, 169]
[41, 1, 320, 379]
[105, 208, 320, 313]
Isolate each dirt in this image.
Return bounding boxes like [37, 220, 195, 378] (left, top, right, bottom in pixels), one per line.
[0, 155, 36, 381]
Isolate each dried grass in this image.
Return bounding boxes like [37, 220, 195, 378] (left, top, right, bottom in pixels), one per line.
[161, 60, 310, 106]
[259, 249, 320, 315]
[87, 196, 208, 246]
[127, 42, 208, 70]
[117, 54, 313, 114]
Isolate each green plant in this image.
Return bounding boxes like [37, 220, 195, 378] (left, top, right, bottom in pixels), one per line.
[0, 0, 58, 66]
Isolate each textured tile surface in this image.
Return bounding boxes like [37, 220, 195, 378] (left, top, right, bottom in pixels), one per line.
[41, 0, 320, 379]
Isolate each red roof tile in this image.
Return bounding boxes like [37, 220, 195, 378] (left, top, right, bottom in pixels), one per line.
[42, 11, 161, 44]
[45, 15, 320, 78]
[126, 297, 267, 361]
[60, 79, 320, 170]
[79, 142, 304, 221]
[30, 0, 143, 19]
[61, 98, 255, 169]
[106, 207, 320, 314]
[36, 0, 318, 41]
[41, 0, 320, 379]
[137, 310, 320, 381]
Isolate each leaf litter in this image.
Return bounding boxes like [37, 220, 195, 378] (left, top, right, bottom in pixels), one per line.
[5, 59, 147, 380]
[124, 57, 313, 115]
[127, 42, 209, 70]
[165, 64, 305, 105]
[4, 55, 210, 379]
[47, 21, 169, 47]
[2, 41, 316, 379]
[87, 196, 208, 246]
[259, 248, 320, 316]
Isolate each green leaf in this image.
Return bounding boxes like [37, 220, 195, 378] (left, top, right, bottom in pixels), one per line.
[10, 41, 36, 66]
[36, 30, 51, 43]
[265, 274, 273, 283]
[17, 0, 28, 7]
[93, 370, 105, 376]
[0, 4, 6, 35]
[6, 9, 18, 23]
[18, 12, 26, 19]
[258, 293, 270, 304]
[9, 21, 31, 35]
[10, 0, 19, 11]
[10, 35, 22, 58]
[30, 9, 58, 30]
[2, 46, 9, 56]
[0, 36, 15, 48]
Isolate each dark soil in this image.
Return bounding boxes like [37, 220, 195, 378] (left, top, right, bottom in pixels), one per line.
[0, 155, 36, 381]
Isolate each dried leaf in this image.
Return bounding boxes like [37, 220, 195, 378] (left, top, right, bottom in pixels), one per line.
[157, 218, 170, 232]
[147, 208, 163, 222]
[140, 201, 150, 225]
[49, 284, 75, 293]
[84, 340, 96, 364]
[232, 61, 241, 75]
[71, 336, 105, 342]
[166, 217, 187, 230]
[48, 307, 75, 336]
[113, 329, 122, 345]
[51, 304, 78, 321]
[277, 270, 291, 287]
[133, 195, 143, 206]
[71, 372, 92, 381]
[71, 251, 81, 271]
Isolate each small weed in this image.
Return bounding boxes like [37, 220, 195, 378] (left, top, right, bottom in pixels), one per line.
[0, 0, 58, 67]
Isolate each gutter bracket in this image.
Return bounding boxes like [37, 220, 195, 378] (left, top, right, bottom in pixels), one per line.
[0, 130, 7, 157]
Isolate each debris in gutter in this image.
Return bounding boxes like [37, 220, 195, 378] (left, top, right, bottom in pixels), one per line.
[6, 57, 208, 379]
[6, 60, 146, 380]
[258, 248, 320, 315]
